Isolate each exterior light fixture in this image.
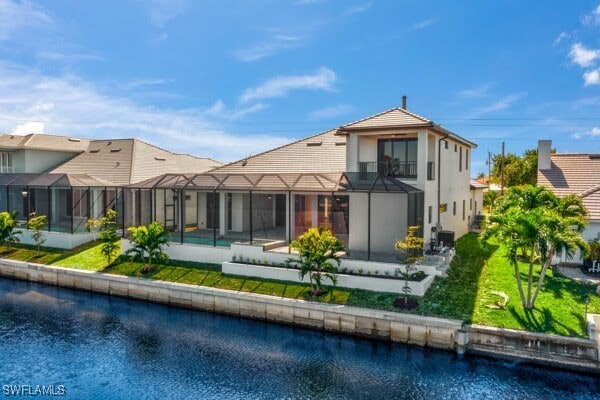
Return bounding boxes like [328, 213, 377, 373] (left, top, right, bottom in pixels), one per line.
[21, 190, 28, 198]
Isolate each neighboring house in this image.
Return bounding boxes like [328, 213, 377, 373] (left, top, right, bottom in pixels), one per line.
[537, 139, 600, 241]
[469, 179, 486, 225]
[537, 139, 600, 263]
[0, 135, 221, 247]
[131, 104, 477, 259]
[0, 133, 90, 173]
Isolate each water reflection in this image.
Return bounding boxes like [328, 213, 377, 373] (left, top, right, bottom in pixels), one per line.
[0, 278, 598, 400]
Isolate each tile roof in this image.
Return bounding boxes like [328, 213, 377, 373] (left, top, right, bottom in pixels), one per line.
[470, 179, 487, 189]
[341, 107, 431, 129]
[537, 154, 600, 220]
[211, 129, 346, 174]
[52, 139, 221, 186]
[0, 133, 90, 152]
[335, 107, 477, 148]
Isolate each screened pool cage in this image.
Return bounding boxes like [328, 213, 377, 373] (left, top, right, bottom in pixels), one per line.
[0, 173, 123, 234]
[128, 172, 424, 255]
[0, 171, 423, 258]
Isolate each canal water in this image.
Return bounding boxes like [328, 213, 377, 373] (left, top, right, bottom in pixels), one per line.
[0, 278, 598, 400]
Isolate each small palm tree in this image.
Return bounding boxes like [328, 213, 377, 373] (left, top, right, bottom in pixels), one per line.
[126, 221, 170, 273]
[288, 227, 345, 296]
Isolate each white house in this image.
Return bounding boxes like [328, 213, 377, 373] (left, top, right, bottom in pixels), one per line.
[131, 104, 477, 260]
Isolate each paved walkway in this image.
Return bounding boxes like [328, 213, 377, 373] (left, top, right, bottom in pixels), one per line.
[556, 265, 600, 285]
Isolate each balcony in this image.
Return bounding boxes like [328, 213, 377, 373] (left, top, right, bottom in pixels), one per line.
[358, 160, 417, 179]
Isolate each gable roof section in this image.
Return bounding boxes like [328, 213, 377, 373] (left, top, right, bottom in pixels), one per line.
[470, 179, 487, 190]
[0, 133, 90, 152]
[336, 107, 477, 148]
[52, 139, 222, 186]
[537, 154, 600, 220]
[211, 129, 346, 174]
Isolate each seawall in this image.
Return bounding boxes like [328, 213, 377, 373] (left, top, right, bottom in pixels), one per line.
[0, 258, 598, 373]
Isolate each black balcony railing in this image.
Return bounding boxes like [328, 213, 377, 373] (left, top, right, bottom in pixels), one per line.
[358, 160, 418, 179]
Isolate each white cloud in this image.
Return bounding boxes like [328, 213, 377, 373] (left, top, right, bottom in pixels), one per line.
[553, 31, 570, 46]
[233, 34, 304, 62]
[144, 0, 187, 28]
[412, 19, 435, 30]
[572, 127, 600, 139]
[584, 69, 600, 85]
[582, 5, 600, 25]
[0, 62, 292, 162]
[569, 43, 600, 67]
[0, 0, 52, 40]
[36, 51, 103, 62]
[295, 0, 326, 4]
[120, 79, 171, 89]
[239, 67, 336, 104]
[458, 83, 494, 98]
[309, 104, 353, 120]
[344, 2, 372, 15]
[11, 121, 45, 135]
[468, 93, 526, 116]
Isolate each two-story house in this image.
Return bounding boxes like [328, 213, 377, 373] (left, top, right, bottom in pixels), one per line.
[130, 103, 477, 260]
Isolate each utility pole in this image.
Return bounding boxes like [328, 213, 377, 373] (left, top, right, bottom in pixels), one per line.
[487, 151, 491, 192]
[500, 142, 505, 196]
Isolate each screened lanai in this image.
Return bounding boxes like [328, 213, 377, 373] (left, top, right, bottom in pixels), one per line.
[0, 173, 122, 234]
[128, 172, 423, 260]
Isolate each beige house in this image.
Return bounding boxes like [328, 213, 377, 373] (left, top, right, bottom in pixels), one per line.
[537, 140, 600, 245]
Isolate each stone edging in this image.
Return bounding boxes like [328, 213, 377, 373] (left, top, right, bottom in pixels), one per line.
[0, 258, 598, 373]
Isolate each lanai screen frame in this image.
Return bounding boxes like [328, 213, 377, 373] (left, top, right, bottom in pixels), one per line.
[0, 173, 123, 235]
[129, 172, 423, 259]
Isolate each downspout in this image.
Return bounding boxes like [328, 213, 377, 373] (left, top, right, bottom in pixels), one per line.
[249, 190, 253, 244]
[288, 190, 292, 253]
[437, 133, 450, 234]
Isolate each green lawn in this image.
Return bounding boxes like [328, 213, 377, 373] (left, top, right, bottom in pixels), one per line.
[1, 235, 598, 337]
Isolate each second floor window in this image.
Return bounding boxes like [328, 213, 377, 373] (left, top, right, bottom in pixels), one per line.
[0, 152, 12, 173]
[377, 138, 418, 179]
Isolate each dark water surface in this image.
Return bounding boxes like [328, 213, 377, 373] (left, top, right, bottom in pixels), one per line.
[0, 278, 598, 399]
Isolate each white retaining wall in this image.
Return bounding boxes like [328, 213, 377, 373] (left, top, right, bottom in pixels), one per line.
[222, 261, 436, 296]
[19, 230, 96, 249]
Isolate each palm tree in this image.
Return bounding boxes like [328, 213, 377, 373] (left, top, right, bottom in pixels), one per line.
[0, 211, 22, 252]
[481, 185, 589, 310]
[126, 221, 170, 273]
[288, 227, 345, 296]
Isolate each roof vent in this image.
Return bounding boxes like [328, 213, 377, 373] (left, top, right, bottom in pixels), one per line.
[110, 148, 121, 153]
[335, 142, 346, 146]
[402, 95, 407, 110]
[306, 142, 322, 147]
[68, 138, 81, 142]
[155, 157, 166, 161]
[90, 149, 100, 153]
[590, 155, 600, 159]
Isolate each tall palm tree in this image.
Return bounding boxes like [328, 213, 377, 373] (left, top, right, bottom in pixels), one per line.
[481, 186, 589, 310]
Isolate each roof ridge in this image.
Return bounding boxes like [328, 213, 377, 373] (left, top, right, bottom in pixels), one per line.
[211, 128, 338, 172]
[580, 184, 600, 198]
[341, 106, 431, 129]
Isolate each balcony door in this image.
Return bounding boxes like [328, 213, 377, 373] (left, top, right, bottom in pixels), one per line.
[377, 138, 418, 178]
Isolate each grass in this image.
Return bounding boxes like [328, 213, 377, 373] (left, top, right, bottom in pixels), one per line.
[2, 234, 599, 337]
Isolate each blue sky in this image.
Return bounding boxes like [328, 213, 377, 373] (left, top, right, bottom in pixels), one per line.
[0, 0, 599, 174]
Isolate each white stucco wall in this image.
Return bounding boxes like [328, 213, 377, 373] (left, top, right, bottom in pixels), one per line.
[11, 150, 78, 173]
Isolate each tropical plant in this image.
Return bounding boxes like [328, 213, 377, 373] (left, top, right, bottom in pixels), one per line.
[88, 210, 120, 266]
[395, 225, 425, 305]
[480, 185, 589, 310]
[589, 238, 600, 261]
[288, 227, 345, 296]
[27, 213, 47, 253]
[0, 211, 22, 252]
[126, 221, 170, 273]
[483, 190, 499, 212]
